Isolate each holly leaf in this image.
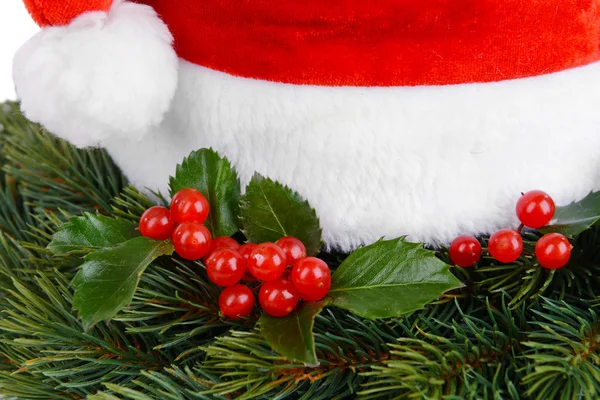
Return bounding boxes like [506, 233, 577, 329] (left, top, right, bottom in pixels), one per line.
[327, 238, 462, 319]
[72, 237, 174, 331]
[240, 174, 322, 255]
[258, 301, 324, 367]
[539, 191, 600, 238]
[169, 149, 241, 237]
[48, 213, 139, 255]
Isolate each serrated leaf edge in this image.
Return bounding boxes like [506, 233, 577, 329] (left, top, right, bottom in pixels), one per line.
[239, 173, 323, 253]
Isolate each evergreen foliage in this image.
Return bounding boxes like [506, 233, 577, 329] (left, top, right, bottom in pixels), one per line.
[0, 101, 599, 399]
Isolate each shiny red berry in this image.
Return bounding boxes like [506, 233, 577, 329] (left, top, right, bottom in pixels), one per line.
[170, 188, 210, 224]
[139, 206, 175, 240]
[449, 235, 482, 267]
[291, 257, 331, 301]
[239, 243, 258, 281]
[210, 236, 240, 253]
[516, 190, 555, 229]
[239, 243, 258, 262]
[206, 248, 247, 286]
[247, 243, 287, 281]
[275, 236, 307, 266]
[219, 284, 255, 319]
[172, 222, 212, 261]
[488, 229, 523, 263]
[203, 236, 241, 262]
[535, 233, 572, 269]
[259, 278, 299, 317]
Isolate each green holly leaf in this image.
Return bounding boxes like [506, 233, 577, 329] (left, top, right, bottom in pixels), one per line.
[258, 301, 324, 366]
[539, 191, 600, 238]
[47, 213, 139, 255]
[169, 149, 241, 237]
[72, 237, 174, 331]
[327, 238, 462, 319]
[240, 174, 322, 255]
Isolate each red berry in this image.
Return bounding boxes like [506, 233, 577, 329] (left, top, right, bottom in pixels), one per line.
[449, 235, 481, 267]
[247, 243, 287, 281]
[275, 236, 307, 266]
[488, 229, 523, 263]
[516, 190, 555, 229]
[239, 243, 258, 281]
[172, 222, 212, 261]
[535, 233, 572, 269]
[210, 236, 240, 253]
[291, 257, 331, 301]
[259, 278, 299, 317]
[203, 236, 241, 262]
[139, 206, 175, 240]
[239, 243, 258, 262]
[206, 249, 247, 286]
[170, 188, 210, 224]
[219, 284, 255, 319]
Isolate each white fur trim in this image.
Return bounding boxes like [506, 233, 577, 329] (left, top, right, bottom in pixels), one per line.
[12, 1, 177, 148]
[105, 61, 600, 251]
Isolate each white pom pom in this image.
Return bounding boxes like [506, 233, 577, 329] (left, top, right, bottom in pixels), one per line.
[12, 1, 178, 148]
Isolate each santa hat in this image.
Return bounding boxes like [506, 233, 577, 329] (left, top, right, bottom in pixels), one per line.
[15, 0, 600, 144]
[11, 0, 600, 250]
[146, 0, 600, 87]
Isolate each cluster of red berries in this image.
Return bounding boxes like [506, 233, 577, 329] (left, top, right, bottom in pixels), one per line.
[138, 188, 212, 259]
[206, 236, 331, 319]
[138, 188, 332, 319]
[449, 190, 572, 270]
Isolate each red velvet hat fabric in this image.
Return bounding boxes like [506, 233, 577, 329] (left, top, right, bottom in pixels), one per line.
[24, 0, 112, 27]
[139, 0, 600, 86]
[28, 0, 600, 87]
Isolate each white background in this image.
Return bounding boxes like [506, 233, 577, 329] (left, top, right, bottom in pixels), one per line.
[0, 3, 38, 101]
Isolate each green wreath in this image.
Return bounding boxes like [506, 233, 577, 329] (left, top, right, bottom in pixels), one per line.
[0, 102, 599, 400]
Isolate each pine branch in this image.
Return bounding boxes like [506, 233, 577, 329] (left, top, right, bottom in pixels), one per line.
[88, 367, 221, 400]
[520, 296, 600, 400]
[110, 186, 165, 223]
[114, 260, 235, 362]
[176, 297, 519, 400]
[0, 269, 174, 399]
[0, 175, 36, 243]
[357, 296, 523, 399]
[0, 102, 126, 217]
